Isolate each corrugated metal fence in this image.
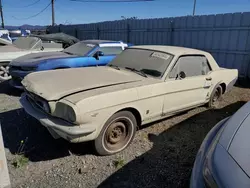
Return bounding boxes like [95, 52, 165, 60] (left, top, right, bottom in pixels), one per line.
[48, 12, 250, 79]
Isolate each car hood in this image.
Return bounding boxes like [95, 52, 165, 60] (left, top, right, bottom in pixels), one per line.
[221, 102, 250, 177]
[217, 102, 250, 178]
[10, 51, 76, 67]
[22, 67, 144, 101]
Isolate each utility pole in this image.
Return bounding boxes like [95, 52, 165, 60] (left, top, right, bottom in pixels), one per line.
[0, 0, 4, 28]
[192, 0, 196, 16]
[52, 0, 55, 26]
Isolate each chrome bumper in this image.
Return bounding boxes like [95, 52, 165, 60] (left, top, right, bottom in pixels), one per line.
[20, 93, 96, 143]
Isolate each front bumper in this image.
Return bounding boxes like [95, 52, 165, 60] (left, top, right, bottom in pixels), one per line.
[20, 93, 96, 143]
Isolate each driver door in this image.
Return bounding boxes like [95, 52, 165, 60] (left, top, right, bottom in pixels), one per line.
[163, 55, 212, 114]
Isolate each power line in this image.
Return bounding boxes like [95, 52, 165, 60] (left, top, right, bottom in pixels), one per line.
[23, 0, 41, 8]
[12, 1, 51, 20]
[70, 0, 155, 2]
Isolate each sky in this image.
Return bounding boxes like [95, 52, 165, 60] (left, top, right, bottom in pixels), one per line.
[2, 0, 250, 26]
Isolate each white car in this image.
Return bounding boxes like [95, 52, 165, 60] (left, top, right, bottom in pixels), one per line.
[0, 37, 63, 81]
[20, 46, 238, 155]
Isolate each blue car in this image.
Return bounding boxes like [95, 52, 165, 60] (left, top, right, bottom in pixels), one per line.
[9, 40, 129, 89]
[190, 102, 250, 188]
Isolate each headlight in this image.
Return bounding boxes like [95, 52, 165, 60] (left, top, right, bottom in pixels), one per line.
[20, 66, 37, 71]
[54, 102, 76, 123]
[9, 65, 36, 72]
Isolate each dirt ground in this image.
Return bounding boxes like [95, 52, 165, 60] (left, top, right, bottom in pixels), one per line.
[0, 81, 250, 188]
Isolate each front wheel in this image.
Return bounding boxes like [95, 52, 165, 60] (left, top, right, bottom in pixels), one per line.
[0, 65, 11, 81]
[94, 111, 137, 156]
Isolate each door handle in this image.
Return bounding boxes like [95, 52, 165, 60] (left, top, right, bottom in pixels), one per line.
[206, 77, 212, 81]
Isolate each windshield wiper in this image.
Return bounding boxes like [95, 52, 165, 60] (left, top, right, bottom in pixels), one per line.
[108, 64, 120, 70]
[125, 67, 147, 78]
[140, 69, 162, 77]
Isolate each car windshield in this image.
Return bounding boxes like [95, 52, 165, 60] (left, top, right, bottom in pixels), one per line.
[0, 34, 10, 40]
[63, 42, 96, 56]
[109, 48, 174, 78]
[13, 37, 42, 50]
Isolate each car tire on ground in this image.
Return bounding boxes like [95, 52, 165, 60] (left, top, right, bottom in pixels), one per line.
[207, 85, 223, 108]
[94, 111, 137, 156]
[0, 65, 11, 82]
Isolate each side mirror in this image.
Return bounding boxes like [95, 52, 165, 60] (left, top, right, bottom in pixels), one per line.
[179, 71, 186, 79]
[93, 51, 104, 60]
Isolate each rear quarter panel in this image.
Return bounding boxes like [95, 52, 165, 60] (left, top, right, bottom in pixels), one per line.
[210, 68, 238, 93]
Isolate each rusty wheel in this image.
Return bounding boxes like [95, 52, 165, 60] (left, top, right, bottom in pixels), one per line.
[208, 85, 223, 108]
[95, 111, 137, 155]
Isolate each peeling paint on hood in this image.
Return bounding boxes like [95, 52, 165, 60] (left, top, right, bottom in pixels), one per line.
[22, 66, 144, 101]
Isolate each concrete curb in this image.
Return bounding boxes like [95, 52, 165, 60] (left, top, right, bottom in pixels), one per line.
[0, 123, 11, 188]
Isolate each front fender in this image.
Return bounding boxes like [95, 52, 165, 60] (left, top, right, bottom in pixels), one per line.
[80, 103, 143, 139]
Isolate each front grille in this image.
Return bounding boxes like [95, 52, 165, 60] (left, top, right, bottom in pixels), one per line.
[26, 91, 50, 113]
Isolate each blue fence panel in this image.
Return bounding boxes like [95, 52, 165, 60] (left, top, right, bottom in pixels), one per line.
[48, 12, 250, 78]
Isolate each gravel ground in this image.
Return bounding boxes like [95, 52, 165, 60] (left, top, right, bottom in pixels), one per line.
[0, 81, 250, 188]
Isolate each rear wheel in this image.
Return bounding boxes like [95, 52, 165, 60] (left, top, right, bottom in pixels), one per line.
[94, 111, 137, 155]
[208, 85, 223, 108]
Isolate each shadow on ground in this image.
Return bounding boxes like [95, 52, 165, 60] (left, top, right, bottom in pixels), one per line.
[0, 108, 94, 162]
[98, 101, 246, 188]
[0, 81, 22, 97]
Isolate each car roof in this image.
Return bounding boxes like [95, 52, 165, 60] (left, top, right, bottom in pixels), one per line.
[81, 40, 124, 45]
[129, 45, 209, 56]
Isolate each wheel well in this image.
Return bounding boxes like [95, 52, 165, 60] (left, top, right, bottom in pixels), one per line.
[220, 83, 226, 94]
[117, 107, 142, 126]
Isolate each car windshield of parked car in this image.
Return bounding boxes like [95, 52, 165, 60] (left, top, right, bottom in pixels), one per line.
[13, 37, 42, 50]
[63, 42, 95, 56]
[109, 48, 174, 78]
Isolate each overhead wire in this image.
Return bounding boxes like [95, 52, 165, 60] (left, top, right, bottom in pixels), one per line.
[23, 0, 41, 8]
[11, 0, 154, 21]
[12, 1, 52, 20]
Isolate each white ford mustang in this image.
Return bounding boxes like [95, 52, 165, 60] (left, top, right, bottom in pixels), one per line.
[20, 45, 238, 155]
